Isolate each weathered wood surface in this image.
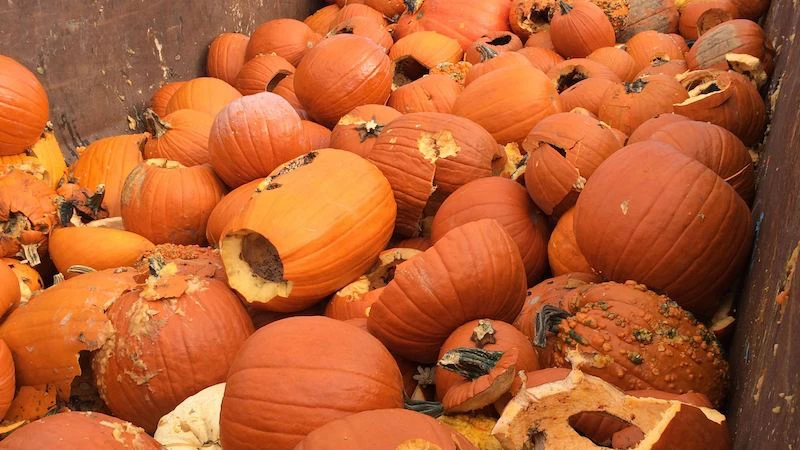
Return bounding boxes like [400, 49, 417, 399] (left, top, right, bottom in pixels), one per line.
[727, 0, 800, 447]
[0, 0, 321, 161]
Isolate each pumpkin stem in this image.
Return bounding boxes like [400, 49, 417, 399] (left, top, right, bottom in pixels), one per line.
[471, 319, 497, 348]
[53, 273, 65, 285]
[413, 365, 436, 386]
[87, 184, 106, 215]
[143, 108, 170, 138]
[438, 348, 504, 380]
[558, 0, 573, 15]
[55, 197, 76, 227]
[476, 45, 499, 62]
[404, 0, 421, 13]
[67, 265, 97, 275]
[404, 397, 444, 418]
[534, 305, 572, 348]
[356, 118, 385, 142]
[148, 254, 167, 278]
[20, 244, 41, 267]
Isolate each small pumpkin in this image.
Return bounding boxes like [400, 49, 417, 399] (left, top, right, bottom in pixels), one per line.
[389, 31, 465, 86]
[206, 32, 250, 85]
[232, 53, 295, 96]
[509, 0, 555, 39]
[598, 74, 689, 135]
[464, 32, 524, 65]
[328, 104, 401, 157]
[678, 0, 739, 40]
[393, 0, 513, 49]
[559, 77, 618, 115]
[0, 55, 49, 156]
[142, 109, 214, 166]
[464, 52, 533, 86]
[551, 0, 616, 58]
[587, 46, 639, 82]
[304, 4, 341, 34]
[0, 170, 59, 266]
[246, 18, 321, 65]
[149, 81, 186, 117]
[388, 74, 463, 114]
[1, 258, 42, 307]
[625, 30, 689, 73]
[48, 226, 155, 277]
[165, 77, 242, 117]
[516, 47, 564, 73]
[547, 58, 622, 94]
[548, 208, 593, 276]
[329, 16, 393, 50]
[0, 129, 67, 189]
[686, 19, 773, 73]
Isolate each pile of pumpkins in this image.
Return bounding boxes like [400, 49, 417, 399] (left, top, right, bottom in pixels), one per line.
[0, 0, 774, 447]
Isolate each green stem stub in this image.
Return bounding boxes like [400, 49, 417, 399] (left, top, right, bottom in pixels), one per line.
[404, 398, 444, 418]
[558, 0, 573, 15]
[534, 305, 572, 348]
[437, 348, 504, 380]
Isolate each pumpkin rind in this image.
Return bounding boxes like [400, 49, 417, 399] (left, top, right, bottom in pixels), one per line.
[388, 74, 463, 114]
[49, 226, 155, 277]
[304, 4, 341, 34]
[143, 109, 214, 167]
[465, 52, 533, 86]
[246, 18, 321, 66]
[0, 55, 49, 156]
[598, 74, 689, 135]
[206, 180, 260, 247]
[232, 53, 295, 96]
[165, 77, 242, 117]
[0, 170, 59, 265]
[207, 32, 250, 85]
[328, 104, 402, 157]
[548, 208, 593, 276]
[149, 81, 186, 118]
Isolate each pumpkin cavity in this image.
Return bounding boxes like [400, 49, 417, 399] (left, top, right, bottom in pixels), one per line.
[144, 158, 185, 169]
[488, 35, 514, 46]
[624, 78, 648, 94]
[240, 233, 285, 283]
[257, 151, 319, 192]
[556, 68, 589, 93]
[266, 70, 292, 92]
[567, 412, 645, 448]
[394, 57, 429, 87]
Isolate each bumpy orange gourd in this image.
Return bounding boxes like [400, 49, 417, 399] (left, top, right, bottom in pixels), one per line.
[0, 55, 49, 156]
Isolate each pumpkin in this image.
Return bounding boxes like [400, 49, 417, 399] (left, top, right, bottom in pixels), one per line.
[636, 57, 689, 78]
[516, 47, 564, 73]
[268, 74, 310, 120]
[120, 160, 225, 245]
[149, 81, 186, 117]
[522, 112, 623, 215]
[674, 69, 766, 145]
[220, 149, 396, 312]
[0, 411, 161, 449]
[509, 0, 555, 39]
[551, 0, 616, 58]
[304, 4, 341, 34]
[232, 53, 295, 96]
[612, 0, 680, 42]
[0, 384, 58, 426]
[220, 316, 404, 450]
[0, 339, 15, 420]
[453, 66, 563, 145]
[165, 77, 242, 117]
[0, 129, 67, 189]
[431, 177, 550, 284]
[365, 0, 411, 19]
[48, 226, 155, 277]
[548, 208, 593, 276]
[154, 383, 225, 450]
[329, 16, 393, 50]
[93, 267, 254, 432]
[206, 181, 259, 247]
[134, 244, 227, 283]
[367, 112, 505, 237]
[678, 0, 739, 40]
[625, 30, 689, 73]
[494, 370, 730, 449]
[389, 31, 465, 86]
[464, 52, 533, 86]
[438, 415, 503, 450]
[393, 0, 512, 49]
[368, 219, 528, 363]
[574, 141, 753, 317]
[0, 263, 20, 318]
[334, 3, 387, 27]
[0, 55, 49, 156]
[1, 258, 43, 307]
[0, 170, 58, 266]
[301, 120, 332, 150]
[598, 74, 689, 135]
[464, 32, 524, 65]
[686, 19, 772, 73]
[587, 46, 639, 81]
[429, 61, 474, 86]
[328, 104, 401, 158]
[295, 35, 392, 127]
[55, 181, 111, 226]
[69, 133, 146, 217]
[246, 19, 321, 66]
[208, 92, 308, 188]
[206, 32, 250, 85]
[388, 74, 463, 114]
[142, 109, 214, 166]
[559, 77, 618, 115]
[547, 58, 622, 94]
[525, 29, 556, 49]
[626, 112, 691, 144]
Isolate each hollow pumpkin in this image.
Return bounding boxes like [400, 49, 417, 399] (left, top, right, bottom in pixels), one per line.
[0, 55, 49, 156]
[686, 19, 772, 73]
[365, 0, 410, 19]
[598, 74, 689, 135]
[93, 267, 254, 433]
[268, 74, 309, 120]
[134, 243, 227, 283]
[48, 226, 155, 277]
[394, 0, 512, 49]
[232, 53, 295, 97]
[626, 112, 691, 144]
[464, 32, 524, 65]
[295, 35, 392, 127]
[388, 74, 463, 114]
[0, 263, 20, 318]
[0, 170, 58, 266]
[453, 66, 562, 145]
[304, 4, 341, 34]
[142, 109, 214, 166]
[1, 258, 42, 307]
[613, 0, 680, 42]
[548, 208, 593, 276]
[522, 112, 623, 215]
[635, 57, 689, 78]
[220, 316, 404, 450]
[389, 31, 464, 87]
[246, 19, 321, 66]
[220, 149, 396, 312]
[206, 32, 250, 85]
[431, 177, 550, 284]
[547, 58, 622, 94]
[574, 141, 753, 317]
[368, 219, 528, 363]
[367, 112, 506, 237]
[0, 129, 67, 189]
[329, 16, 393, 50]
[559, 77, 618, 116]
[121, 160, 226, 245]
[509, 0, 555, 38]
[587, 46, 639, 82]
[208, 92, 308, 188]
[678, 0, 738, 40]
[149, 81, 186, 117]
[69, 133, 147, 217]
[165, 77, 242, 117]
[328, 104, 401, 157]
[624, 30, 688, 73]
[550, 0, 616, 57]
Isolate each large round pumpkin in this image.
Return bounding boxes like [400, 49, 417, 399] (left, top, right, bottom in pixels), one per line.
[598, 74, 689, 135]
[0, 170, 59, 266]
[368, 219, 528, 363]
[246, 18, 321, 66]
[49, 226, 155, 277]
[142, 108, 214, 166]
[574, 141, 753, 317]
[393, 0, 512, 49]
[294, 35, 392, 127]
[220, 149, 396, 312]
[0, 55, 49, 156]
[328, 104, 402, 157]
[149, 81, 186, 117]
[165, 77, 242, 117]
[207, 32, 250, 85]
[220, 316, 404, 450]
[232, 53, 295, 96]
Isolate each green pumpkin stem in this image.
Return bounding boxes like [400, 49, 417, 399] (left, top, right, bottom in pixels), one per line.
[477, 44, 499, 62]
[558, 0, 573, 15]
[534, 305, 572, 348]
[404, 398, 444, 418]
[437, 348, 504, 380]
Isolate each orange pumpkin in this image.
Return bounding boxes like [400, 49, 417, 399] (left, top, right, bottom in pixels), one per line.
[295, 35, 392, 127]
[55, 182, 110, 225]
[614, 0, 680, 42]
[70, 133, 147, 217]
[516, 47, 564, 73]
[395, 237, 433, 252]
[165, 77, 242, 117]
[206, 180, 264, 248]
[120, 160, 226, 245]
[550, 0, 616, 57]
[221, 149, 396, 312]
[207, 32, 250, 85]
[368, 219, 528, 363]
[432, 177, 550, 284]
[679, 0, 739, 40]
[625, 30, 689, 73]
[301, 120, 332, 150]
[365, 0, 410, 19]
[334, 3, 387, 27]
[635, 57, 689, 78]
[464, 32, 524, 65]
[304, 4, 341, 34]
[1, 258, 42, 307]
[389, 31, 464, 86]
[453, 66, 563, 144]
[209, 92, 308, 188]
[48, 227, 155, 277]
[93, 269, 254, 432]
[329, 16, 393, 50]
[525, 29, 556, 49]
[686, 19, 772, 73]
[627, 112, 691, 144]
[598, 74, 689, 135]
[0, 339, 15, 420]
[388, 74, 463, 114]
[0, 170, 58, 266]
[464, 52, 533, 86]
[559, 77, 618, 115]
[548, 208, 593, 276]
[133, 243, 227, 283]
[142, 109, 214, 166]
[232, 53, 295, 96]
[0, 55, 49, 156]
[246, 18, 321, 66]
[547, 58, 622, 94]
[0, 129, 67, 189]
[220, 316, 404, 450]
[587, 46, 639, 82]
[393, 0, 512, 49]
[329, 104, 401, 157]
[268, 74, 310, 120]
[0, 263, 20, 318]
[510, 0, 555, 39]
[149, 81, 185, 117]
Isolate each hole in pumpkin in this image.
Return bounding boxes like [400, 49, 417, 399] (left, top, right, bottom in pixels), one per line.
[624, 79, 648, 94]
[258, 151, 318, 191]
[527, 6, 553, 26]
[68, 350, 108, 413]
[335, 25, 354, 34]
[266, 71, 292, 92]
[650, 54, 670, 66]
[526, 428, 548, 449]
[240, 234, 285, 283]
[394, 57, 429, 87]
[366, 261, 403, 290]
[487, 34, 513, 46]
[699, 83, 722, 95]
[556, 68, 588, 93]
[567, 412, 645, 449]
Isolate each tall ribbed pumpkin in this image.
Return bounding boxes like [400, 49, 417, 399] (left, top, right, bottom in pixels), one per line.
[207, 32, 250, 85]
[0, 55, 49, 156]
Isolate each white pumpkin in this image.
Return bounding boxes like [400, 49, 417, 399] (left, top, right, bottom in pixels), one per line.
[154, 383, 225, 449]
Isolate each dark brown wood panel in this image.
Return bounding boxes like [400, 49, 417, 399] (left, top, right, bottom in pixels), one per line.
[0, 0, 322, 161]
[727, 0, 800, 447]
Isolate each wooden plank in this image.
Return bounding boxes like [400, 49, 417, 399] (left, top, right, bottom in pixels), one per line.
[727, 0, 800, 447]
[0, 0, 322, 161]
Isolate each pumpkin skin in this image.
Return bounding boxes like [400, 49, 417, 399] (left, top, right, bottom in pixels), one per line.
[208, 92, 308, 188]
[547, 58, 622, 94]
[295, 35, 392, 127]
[548, 208, 593, 276]
[368, 219, 528, 363]
[635, 57, 689, 78]
[559, 77, 617, 116]
[686, 19, 772, 73]
[678, 0, 739, 40]
[121, 160, 226, 245]
[207, 32, 250, 85]
[48, 226, 155, 277]
[221, 149, 396, 312]
[453, 66, 562, 145]
[301, 120, 332, 150]
[232, 53, 295, 96]
[246, 19, 321, 66]
[269, 74, 310, 120]
[304, 4, 341, 34]
[1, 258, 43, 307]
[614, 0, 681, 42]
[165, 77, 242, 117]
[297, 409, 479, 450]
[0, 411, 161, 449]
[0, 263, 20, 318]
[206, 180, 262, 248]
[134, 244, 228, 283]
[329, 104, 402, 157]
[367, 112, 506, 238]
[220, 316, 405, 450]
[625, 30, 689, 73]
[329, 16, 394, 51]
[0, 170, 59, 266]
[626, 112, 691, 144]
[0, 339, 14, 419]
[431, 177, 550, 284]
[388, 74, 463, 114]
[0, 130, 67, 189]
[143, 109, 214, 166]
[574, 141, 753, 317]
[587, 46, 639, 82]
[149, 81, 186, 117]
[551, 0, 616, 58]
[464, 52, 533, 86]
[334, 4, 387, 27]
[464, 32, 524, 65]
[365, 0, 409, 19]
[394, 0, 512, 49]
[598, 74, 689, 135]
[517, 47, 564, 73]
[0, 55, 49, 156]
[93, 272, 254, 433]
[70, 133, 147, 217]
